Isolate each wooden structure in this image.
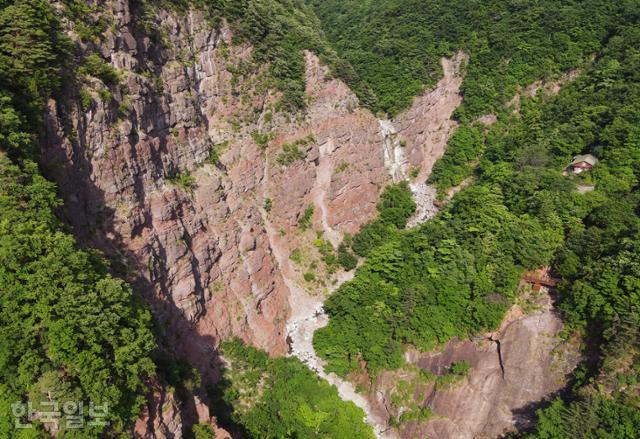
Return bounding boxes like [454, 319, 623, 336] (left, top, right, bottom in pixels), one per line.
[568, 154, 598, 174]
[522, 266, 560, 292]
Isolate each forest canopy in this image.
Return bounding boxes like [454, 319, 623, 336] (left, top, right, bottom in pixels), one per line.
[314, 2, 640, 435]
[2, 0, 639, 437]
[209, 340, 375, 439]
[309, 0, 619, 117]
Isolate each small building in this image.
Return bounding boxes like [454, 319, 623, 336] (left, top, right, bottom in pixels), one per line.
[568, 154, 598, 174]
[522, 267, 560, 292]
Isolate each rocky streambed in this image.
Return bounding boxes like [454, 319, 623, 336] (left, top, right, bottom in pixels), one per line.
[284, 116, 441, 438]
[285, 273, 398, 439]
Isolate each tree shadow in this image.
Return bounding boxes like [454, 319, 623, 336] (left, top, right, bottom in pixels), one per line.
[41, 60, 244, 439]
[205, 377, 250, 438]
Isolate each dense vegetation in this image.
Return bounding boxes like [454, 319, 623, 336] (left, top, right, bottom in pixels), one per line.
[209, 339, 374, 438]
[429, 124, 484, 191]
[315, 180, 561, 374]
[137, 0, 376, 110]
[0, 154, 156, 437]
[315, 2, 640, 435]
[522, 17, 640, 437]
[310, 0, 619, 117]
[0, 2, 157, 436]
[351, 181, 416, 257]
[3, 0, 639, 437]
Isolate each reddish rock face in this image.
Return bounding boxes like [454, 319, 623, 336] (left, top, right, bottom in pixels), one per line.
[134, 382, 183, 439]
[394, 53, 467, 182]
[44, 0, 463, 376]
[42, 2, 575, 438]
[43, 2, 404, 434]
[371, 289, 581, 439]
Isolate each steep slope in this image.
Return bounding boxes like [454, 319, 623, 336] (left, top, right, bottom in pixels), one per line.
[372, 288, 580, 438]
[309, 0, 616, 117]
[310, 2, 640, 438]
[40, 0, 466, 436]
[0, 2, 158, 437]
[14, 0, 638, 438]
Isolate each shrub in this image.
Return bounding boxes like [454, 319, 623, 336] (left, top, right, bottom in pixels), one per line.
[206, 147, 220, 165]
[251, 130, 273, 149]
[290, 248, 303, 264]
[351, 182, 416, 256]
[78, 53, 120, 85]
[191, 424, 216, 439]
[450, 360, 470, 376]
[298, 205, 314, 230]
[210, 339, 374, 438]
[337, 243, 357, 271]
[168, 170, 196, 192]
[79, 88, 92, 109]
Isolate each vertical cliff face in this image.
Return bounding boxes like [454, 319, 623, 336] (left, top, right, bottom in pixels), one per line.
[45, 3, 286, 379]
[367, 288, 581, 439]
[43, 0, 464, 370]
[40, 2, 579, 437]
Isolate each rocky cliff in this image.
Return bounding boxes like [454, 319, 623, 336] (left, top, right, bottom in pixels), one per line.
[42, 1, 577, 437]
[370, 288, 581, 438]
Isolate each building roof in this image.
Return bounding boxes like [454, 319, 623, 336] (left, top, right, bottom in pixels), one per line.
[570, 154, 599, 166]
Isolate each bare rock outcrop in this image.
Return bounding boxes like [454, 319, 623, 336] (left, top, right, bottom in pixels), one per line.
[44, 1, 562, 437]
[134, 383, 184, 439]
[44, 0, 464, 373]
[372, 289, 581, 439]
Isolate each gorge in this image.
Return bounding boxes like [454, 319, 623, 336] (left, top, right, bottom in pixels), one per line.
[1, 1, 638, 438]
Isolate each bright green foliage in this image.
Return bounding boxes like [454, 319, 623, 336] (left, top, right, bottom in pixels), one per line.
[191, 423, 217, 439]
[61, 1, 108, 43]
[310, 0, 618, 117]
[209, 339, 374, 439]
[317, 8, 640, 436]
[168, 170, 197, 192]
[263, 197, 272, 213]
[276, 135, 314, 165]
[529, 396, 640, 439]
[79, 88, 93, 109]
[0, 0, 71, 159]
[351, 182, 416, 257]
[0, 155, 156, 436]
[314, 237, 338, 272]
[251, 130, 273, 149]
[449, 361, 470, 376]
[78, 53, 120, 85]
[316, 183, 561, 375]
[337, 243, 357, 271]
[429, 124, 483, 190]
[528, 316, 640, 438]
[315, 3, 640, 378]
[0, 0, 70, 93]
[298, 205, 315, 230]
[524, 21, 640, 432]
[138, 0, 376, 111]
[0, 2, 157, 435]
[206, 147, 220, 165]
[276, 143, 304, 165]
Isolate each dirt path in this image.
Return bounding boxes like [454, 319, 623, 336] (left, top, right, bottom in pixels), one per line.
[310, 138, 343, 248]
[261, 142, 396, 437]
[266, 221, 396, 437]
[275, 55, 466, 437]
